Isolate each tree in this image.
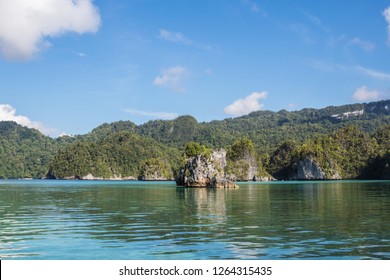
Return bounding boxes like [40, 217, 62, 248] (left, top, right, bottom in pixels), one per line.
[183, 141, 210, 158]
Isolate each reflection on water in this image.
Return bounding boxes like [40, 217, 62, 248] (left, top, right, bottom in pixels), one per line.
[0, 180, 390, 259]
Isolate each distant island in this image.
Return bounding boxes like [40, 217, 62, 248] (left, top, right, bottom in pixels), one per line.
[0, 99, 389, 182]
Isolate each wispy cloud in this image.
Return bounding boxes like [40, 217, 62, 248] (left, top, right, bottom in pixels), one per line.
[302, 11, 329, 33]
[355, 66, 390, 80]
[339, 35, 375, 52]
[153, 66, 189, 93]
[224, 91, 268, 116]
[384, 6, 390, 45]
[65, 48, 87, 57]
[306, 59, 390, 80]
[352, 86, 382, 101]
[0, 104, 63, 137]
[300, 10, 375, 52]
[242, 0, 267, 16]
[158, 29, 192, 45]
[290, 24, 313, 44]
[305, 58, 345, 72]
[0, 0, 101, 60]
[158, 29, 212, 50]
[124, 108, 179, 120]
[348, 37, 375, 51]
[290, 11, 332, 45]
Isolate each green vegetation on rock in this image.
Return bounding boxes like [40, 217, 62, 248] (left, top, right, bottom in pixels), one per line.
[183, 141, 211, 158]
[139, 158, 173, 180]
[1, 99, 390, 180]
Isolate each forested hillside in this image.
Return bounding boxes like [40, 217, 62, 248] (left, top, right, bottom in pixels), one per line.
[268, 125, 390, 180]
[1, 99, 390, 180]
[48, 131, 180, 180]
[0, 121, 70, 178]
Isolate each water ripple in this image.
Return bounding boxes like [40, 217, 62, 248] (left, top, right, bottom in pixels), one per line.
[1, 181, 390, 259]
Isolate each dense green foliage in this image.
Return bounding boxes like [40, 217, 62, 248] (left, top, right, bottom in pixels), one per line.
[227, 137, 256, 160]
[225, 137, 271, 180]
[267, 140, 298, 180]
[48, 131, 180, 179]
[132, 99, 390, 155]
[1, 99, 390, 180]
[362, 125, 390, 179]
[139, 158, 173, 180]
[183, 141, 211, 158]
[0, 122, 67, 179]
[266, 125, 389, 180]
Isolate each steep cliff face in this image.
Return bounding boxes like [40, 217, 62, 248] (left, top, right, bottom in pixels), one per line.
[176, 149, 239, 188]
[225, 137, 273, 181]
[289, 156, 341, 180]
[289, 157, 326, 180]
[226, 157, 274, 181]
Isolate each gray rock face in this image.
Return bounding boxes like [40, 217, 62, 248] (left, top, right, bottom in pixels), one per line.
[289, 156, 341, 180]
[253, 176, 274, 182]
[225, 157, 257, 181]
[210, 177, 240, 188]
[79, 174, 136, 180]
[247, 156, 257, 180]
[225, 156, 274, 181]
[176, 149, 239, 188]
[290, 157, 326, 180]
[210, 148, 227, 171]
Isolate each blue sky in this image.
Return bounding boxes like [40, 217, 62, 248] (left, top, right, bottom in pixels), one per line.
[1, 0, 390, 137]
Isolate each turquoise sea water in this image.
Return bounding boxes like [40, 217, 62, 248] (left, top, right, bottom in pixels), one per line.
[0, 180, 389, 260]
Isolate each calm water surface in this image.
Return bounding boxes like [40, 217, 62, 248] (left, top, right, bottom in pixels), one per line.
[1, 180, 390, 260]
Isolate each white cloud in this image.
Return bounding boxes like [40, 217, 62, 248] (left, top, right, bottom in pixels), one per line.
[224, 91, 268, 116]
[153, 66, 188, 93]
[352, 86, 381, 101]
[0, 104, 63, 137]
[384, 7, 390, 44]
[0, 0, 100, 60]
[124, 109, 179, 120]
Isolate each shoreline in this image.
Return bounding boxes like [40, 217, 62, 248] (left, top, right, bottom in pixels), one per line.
[2, 178, 390, 183]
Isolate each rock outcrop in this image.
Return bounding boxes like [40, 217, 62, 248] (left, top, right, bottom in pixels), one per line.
[289, 156, 341, 180]
[176, 149, 239, 188]
[75, 174, 136, 180]
[225, 137, 273, 181]
[138, 158, 173, 181]
[225, 157, 274, 181]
